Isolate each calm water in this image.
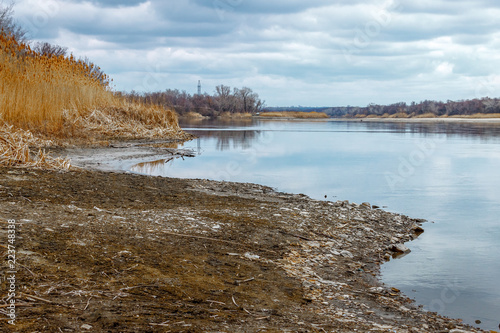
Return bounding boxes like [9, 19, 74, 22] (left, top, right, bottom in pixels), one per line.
[130, 119, 500, 330]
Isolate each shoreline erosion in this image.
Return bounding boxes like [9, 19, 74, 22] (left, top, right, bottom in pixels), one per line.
[0, 145, 485, 332]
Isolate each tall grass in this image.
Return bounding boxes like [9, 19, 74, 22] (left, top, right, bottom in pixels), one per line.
[0, 32, 180, 138]
[0, 32, 182, 168]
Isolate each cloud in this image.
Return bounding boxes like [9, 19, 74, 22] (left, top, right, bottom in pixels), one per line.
[11, 0, 500, 106]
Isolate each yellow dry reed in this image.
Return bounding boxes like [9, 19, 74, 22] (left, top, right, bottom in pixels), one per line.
[0, 32, 180, 138]
[0, 32, 182, 169]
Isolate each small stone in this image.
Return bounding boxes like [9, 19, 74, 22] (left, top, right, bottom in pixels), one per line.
[340, 250, 354, 258]
[391, 243, 410, 253]
[412, 224, 425, 233]
[475, 319, 481, 324]
[244, 252, 260, 260]
[81, 324, 93, 330]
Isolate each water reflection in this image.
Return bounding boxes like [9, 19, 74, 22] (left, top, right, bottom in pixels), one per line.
[179, 117, 256, 128]
[358, 120, 500, 139]
[187, 130, 261, 151]
[130, 158, 173, 175]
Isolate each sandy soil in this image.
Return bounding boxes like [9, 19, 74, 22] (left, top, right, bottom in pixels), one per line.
[0, 156, 485, 332]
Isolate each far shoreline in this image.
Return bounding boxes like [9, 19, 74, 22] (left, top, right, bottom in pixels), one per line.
[332, 117, 500, 123]
[251, 116, 500, 124]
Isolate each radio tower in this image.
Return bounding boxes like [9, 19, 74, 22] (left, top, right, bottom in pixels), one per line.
[197, 80, 201, 96]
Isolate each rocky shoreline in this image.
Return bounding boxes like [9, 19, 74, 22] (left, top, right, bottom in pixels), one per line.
[0, 164, 484, 332]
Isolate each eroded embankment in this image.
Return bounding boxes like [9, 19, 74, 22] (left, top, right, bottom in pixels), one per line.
[0, 167, 482, 332]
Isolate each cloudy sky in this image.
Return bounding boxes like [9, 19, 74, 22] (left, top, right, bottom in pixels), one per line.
[12, 0, 500, 106]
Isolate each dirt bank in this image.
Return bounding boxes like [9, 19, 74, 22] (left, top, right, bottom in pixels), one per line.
[0, 165, 483, 332]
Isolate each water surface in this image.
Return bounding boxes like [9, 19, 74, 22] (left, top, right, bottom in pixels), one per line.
[130, 118, 500, 330]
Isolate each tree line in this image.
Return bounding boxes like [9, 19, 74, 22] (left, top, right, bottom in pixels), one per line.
[121, 85, 265, 117]
[335, 98, 500, 117]
[269, 98, 500, 117]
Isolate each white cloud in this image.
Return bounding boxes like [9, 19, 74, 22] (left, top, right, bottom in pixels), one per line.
[11, 0, 500, 106]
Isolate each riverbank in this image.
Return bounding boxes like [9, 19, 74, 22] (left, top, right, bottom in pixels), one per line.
[0, 161, 484, 332]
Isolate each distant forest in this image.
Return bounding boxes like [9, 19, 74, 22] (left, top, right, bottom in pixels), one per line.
[121, 78, 500, 119]
[268, 97, 500, 118]
[121, 85, 265, 117]
[126, 86, 500, 118]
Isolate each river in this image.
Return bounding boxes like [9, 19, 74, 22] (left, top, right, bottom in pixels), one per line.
[130, 118, 500, 331]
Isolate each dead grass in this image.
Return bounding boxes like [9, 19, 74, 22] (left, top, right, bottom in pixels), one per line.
[448, 113, 500, 119]
[388, 112, 410, 118]
[219, 112, 253, 119]
[181, 112, 205, 119]
[63, 102, 181, 139]
[260, 111, 329, 119]
[414, 113, 437, 118]
[0, 125, 70, 169]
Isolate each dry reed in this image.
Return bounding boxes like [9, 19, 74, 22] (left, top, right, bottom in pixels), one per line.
[414, 113, 437, 118]
[1, 32, 182, 168]
[0, 32, 180, 137]
[448, 113, 500, 119]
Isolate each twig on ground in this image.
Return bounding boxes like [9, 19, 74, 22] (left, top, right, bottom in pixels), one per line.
[149, 321, 170, 327]
[21, 292, 53, 304]
[235, 277, 255, 285]
[0, 303, 33, 308]
[231, 295, 239, 308]
[119, 284, 159, 291]
[83, 297, 92, 311]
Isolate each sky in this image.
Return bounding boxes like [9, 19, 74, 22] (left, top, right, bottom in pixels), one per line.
[11, 0, 500, 107]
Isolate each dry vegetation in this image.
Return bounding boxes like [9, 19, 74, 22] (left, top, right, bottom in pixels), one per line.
[448, 113, 500, 118]
[219, 111, 253, 118]
[0, 32, 183, 168]
[260, 111, 329, 119]
[0, 124, 70, 169]
[180, 111, 206, 119]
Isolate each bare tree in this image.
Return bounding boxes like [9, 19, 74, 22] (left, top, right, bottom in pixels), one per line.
[0, 1, 27, 42]
[215, 84, 234, 112]
[79, 56, 109, 86]
[32, 41, 68, 57]
[234, 87, 262, 113]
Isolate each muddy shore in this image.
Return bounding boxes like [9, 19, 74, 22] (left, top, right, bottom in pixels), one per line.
[0, 157, 485, 332]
